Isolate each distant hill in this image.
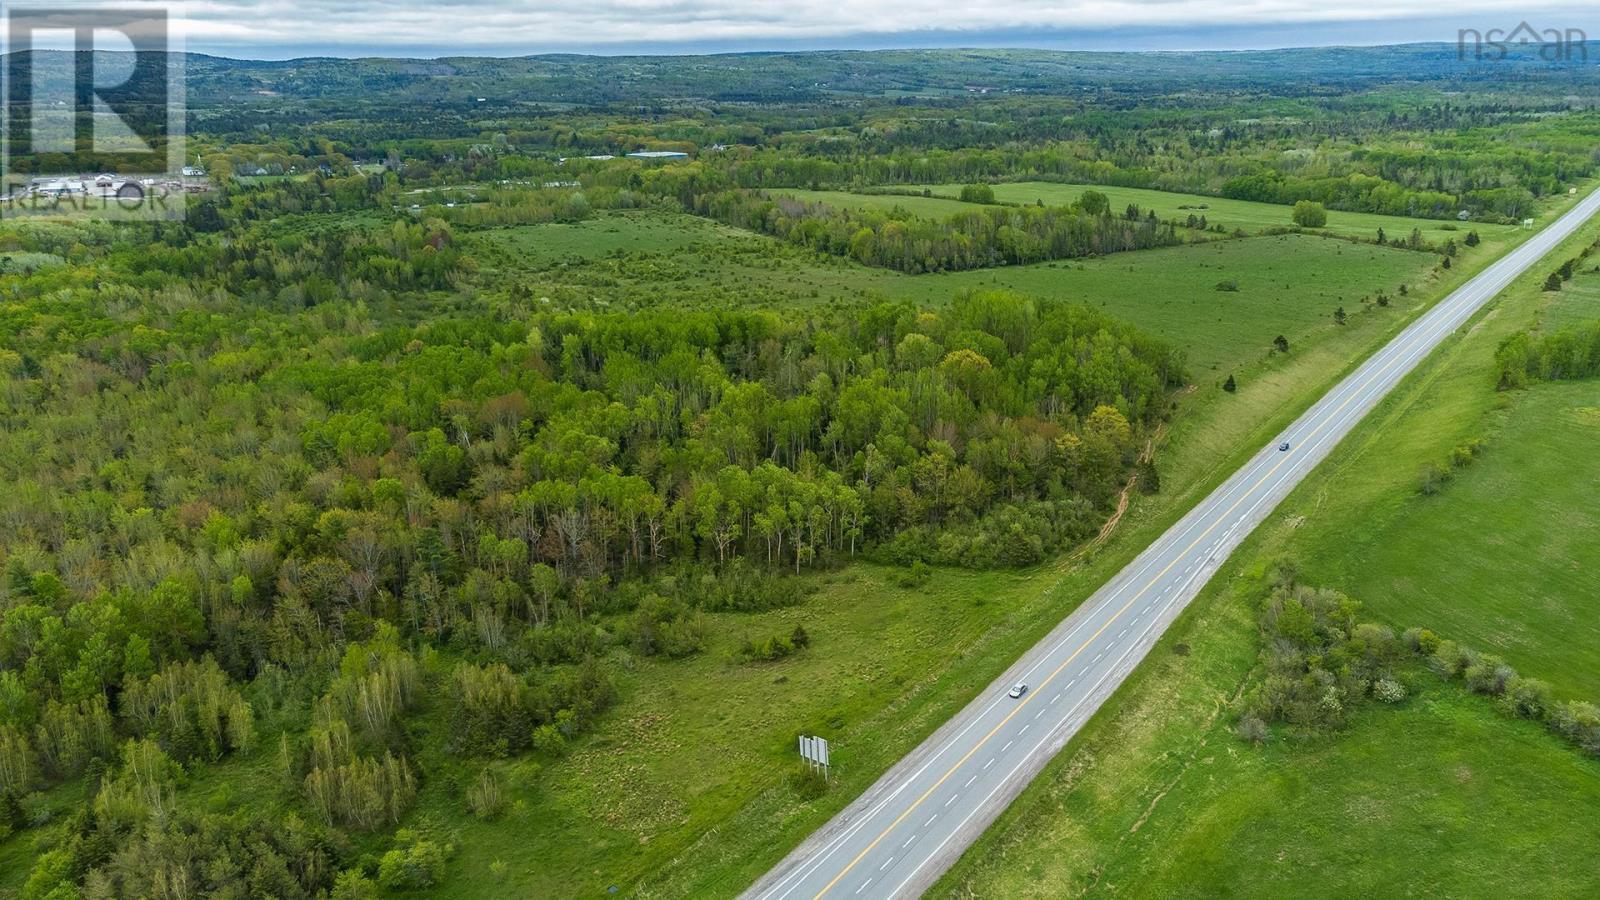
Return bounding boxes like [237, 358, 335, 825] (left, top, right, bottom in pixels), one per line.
[8, 43, 1600, 109]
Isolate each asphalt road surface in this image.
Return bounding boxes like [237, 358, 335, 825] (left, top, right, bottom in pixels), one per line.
[745, 185, 1600, 900]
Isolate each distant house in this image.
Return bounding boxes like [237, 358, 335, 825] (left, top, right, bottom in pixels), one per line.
[181, 165, 205, 177]
[626, 150, 688, 159]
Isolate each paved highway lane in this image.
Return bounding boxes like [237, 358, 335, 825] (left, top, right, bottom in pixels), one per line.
[745, 186, 1600, 900]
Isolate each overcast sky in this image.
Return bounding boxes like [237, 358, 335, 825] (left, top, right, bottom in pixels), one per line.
[10, 0, 1600, 57]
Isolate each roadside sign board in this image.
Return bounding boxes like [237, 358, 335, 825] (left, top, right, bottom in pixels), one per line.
[799, 735, 830, 768]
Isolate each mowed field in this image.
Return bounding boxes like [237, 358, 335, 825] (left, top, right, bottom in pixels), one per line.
[877, 234, 1434, 373]
[937, 189, 1600, 899]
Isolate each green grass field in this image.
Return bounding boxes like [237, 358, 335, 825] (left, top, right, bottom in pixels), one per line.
[772, 188, 984, 218]
[877, 234, 1437, 373]
[946, 680, 1600, 898]
[936, 187, 1600, 899]
[1311, 381, 1600, 699]
[902, 181, 1524, 245]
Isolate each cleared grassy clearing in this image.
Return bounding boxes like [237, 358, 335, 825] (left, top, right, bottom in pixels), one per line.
[936, 187, 1600, 899]
[470, 210, 764, 267]
[904, 181, 1524, 245]
[770, 188, 983, 218]
[877, 234, 1436, 373]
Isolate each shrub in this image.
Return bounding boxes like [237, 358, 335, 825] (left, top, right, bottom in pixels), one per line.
[378, 829, 454, 890]
[468, 768, 505, 821]
[1372, 678, 1407, 703]
[789, 763, 829, 799]
[1463, 655, 1514, 696]
[626, 595, 708, 658]
[1214, 279, 1240, 292]
[304, 752, 416, 831]
[1429, 640, 1473, 678]
[958, 183, 995, 204]
[739, 633, 797, 663]
[1418, 463, 1448, 495]
[332, 870, 382, 900]
[93, 738, 180, 830]
[1291, 200, 1328, 228]
[1507, 677, 1552, 719]
[530, 723, 566, 755]
[895, 560, 931, 589]
[451, 662, 533, 757]
[1548, 701, 1600, 754]
[1236, 713, 1270, 745]
[17, 792, 51, 828]
[1401, 627, 1441, 655]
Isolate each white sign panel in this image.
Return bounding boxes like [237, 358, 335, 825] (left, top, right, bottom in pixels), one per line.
[798, 735, 830, 766]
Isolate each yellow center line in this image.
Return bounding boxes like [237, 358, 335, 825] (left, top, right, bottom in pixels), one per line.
[812, 310, 1433, 898]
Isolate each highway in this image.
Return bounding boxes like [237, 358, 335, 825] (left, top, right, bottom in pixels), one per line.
[744, 185, 1600, 900]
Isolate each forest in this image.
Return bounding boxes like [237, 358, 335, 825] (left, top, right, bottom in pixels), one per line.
[0, 175, 1178, 892]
